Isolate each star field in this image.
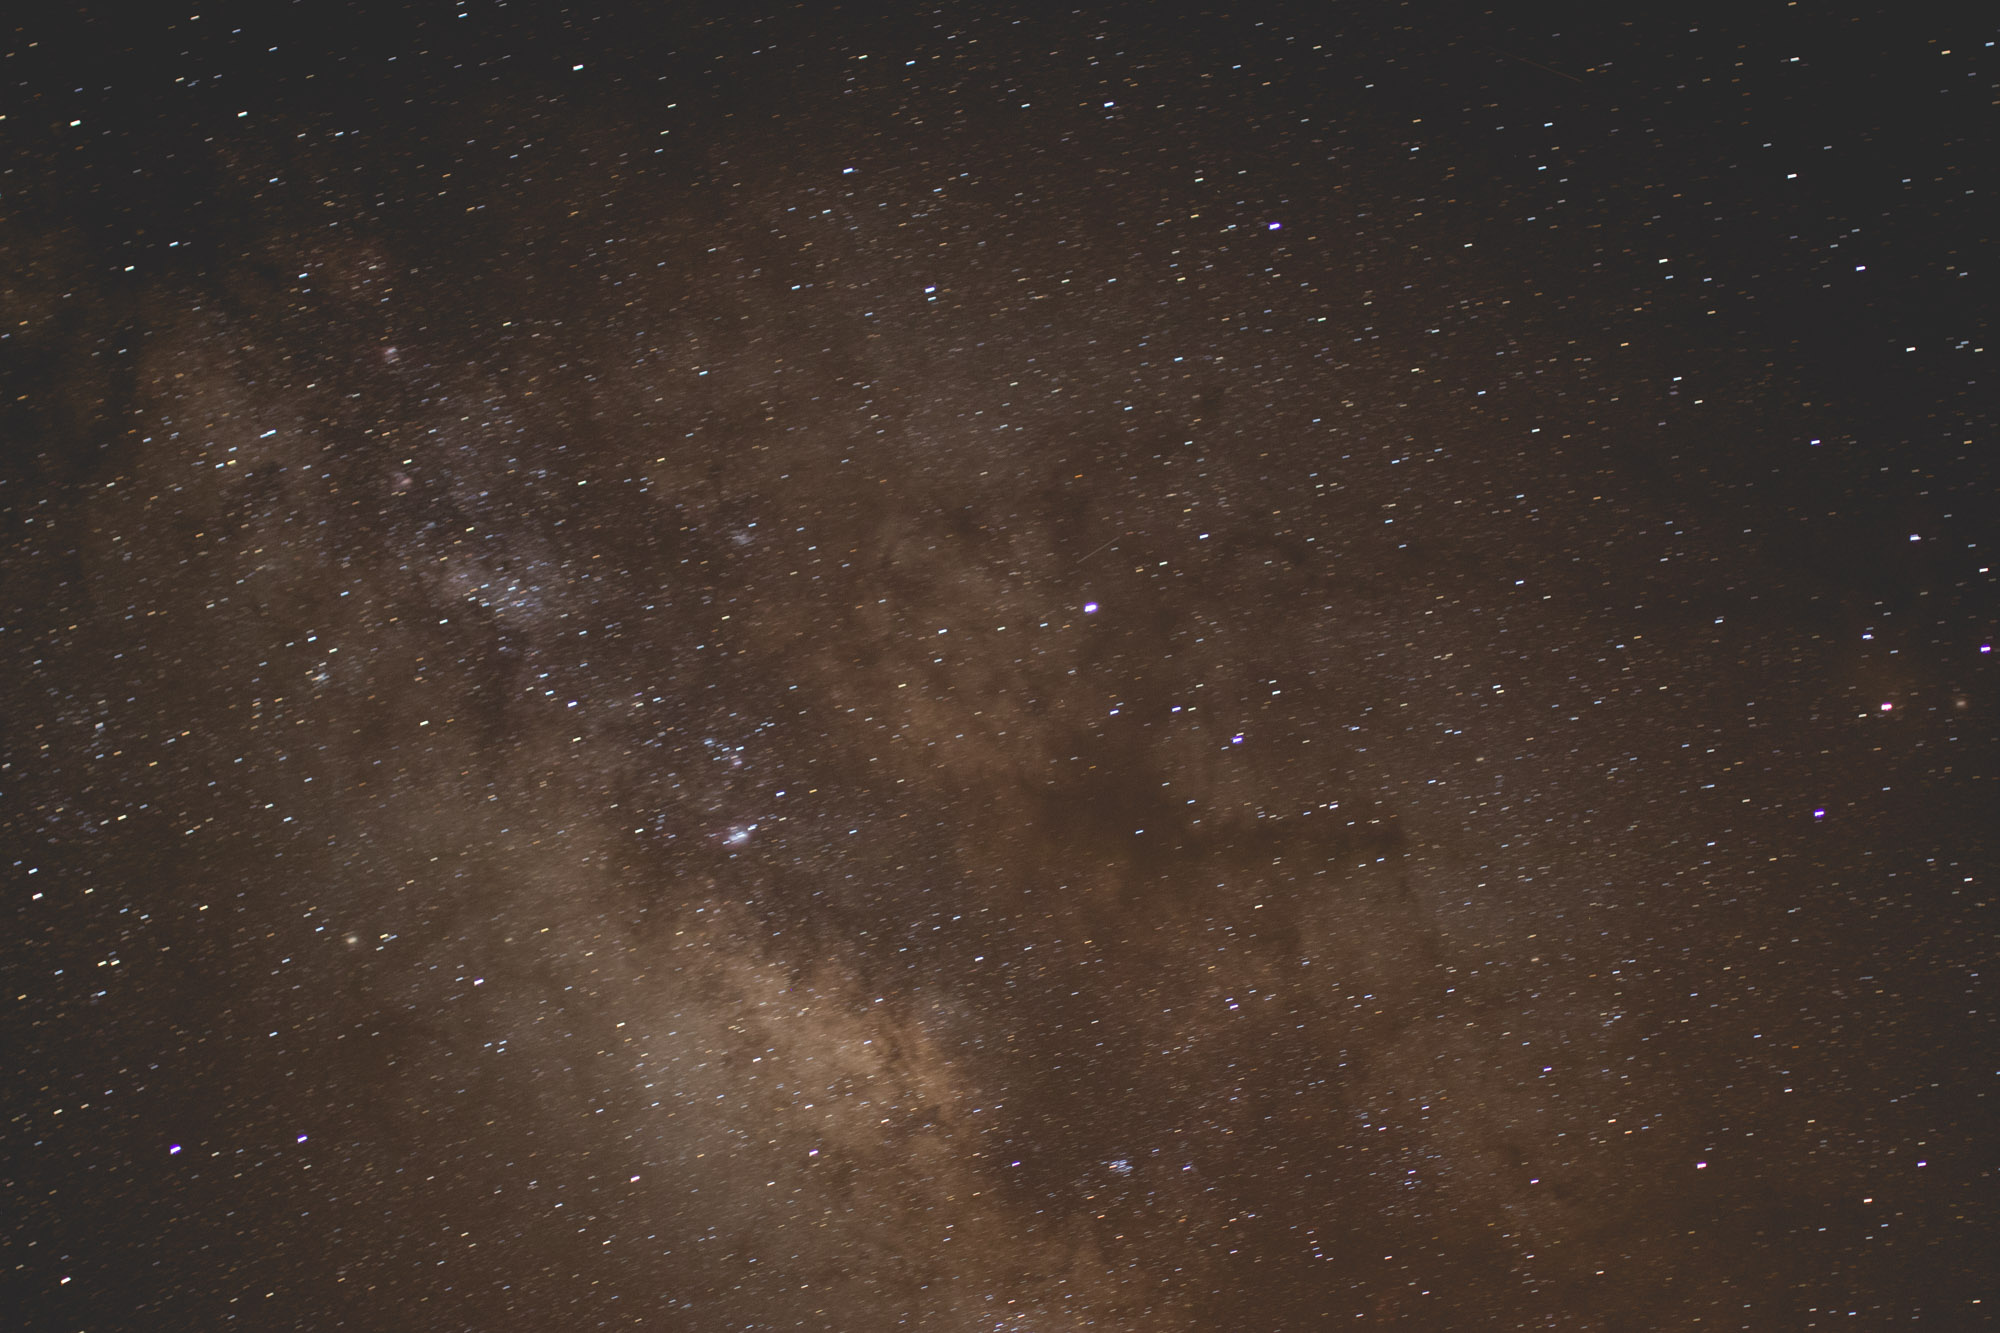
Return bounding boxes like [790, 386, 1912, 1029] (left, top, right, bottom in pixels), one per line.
[4, 6, 1994, 1329]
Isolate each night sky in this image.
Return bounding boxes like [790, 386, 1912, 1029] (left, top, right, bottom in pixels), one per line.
[5, 5, 1995, 1328]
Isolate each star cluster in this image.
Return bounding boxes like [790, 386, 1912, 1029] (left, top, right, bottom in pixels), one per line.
[4, 6, 1993, 1329]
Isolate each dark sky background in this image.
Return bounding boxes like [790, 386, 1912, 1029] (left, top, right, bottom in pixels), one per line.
[4, 4, 1994, 1329]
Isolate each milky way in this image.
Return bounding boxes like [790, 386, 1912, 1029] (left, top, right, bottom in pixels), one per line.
[6, 7, 1993, 1329]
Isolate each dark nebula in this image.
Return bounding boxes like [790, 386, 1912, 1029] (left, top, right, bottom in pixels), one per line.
[4, 6, 1993, 1328]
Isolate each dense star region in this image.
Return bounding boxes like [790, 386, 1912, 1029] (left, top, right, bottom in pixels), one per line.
[4, 6, 1994, 1329]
